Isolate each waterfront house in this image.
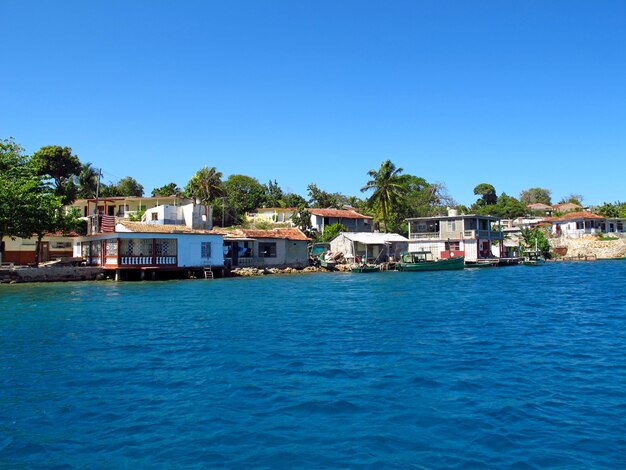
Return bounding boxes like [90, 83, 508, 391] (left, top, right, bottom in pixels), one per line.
[406, 209, 504, 263]
[1, 232, 76, 265]
[221, 228, 310, 268]
[551, 212, 606, 238]
[329, 232, 409, 264]
[73, 221, 224, 278]
[309, 209, 373, 233]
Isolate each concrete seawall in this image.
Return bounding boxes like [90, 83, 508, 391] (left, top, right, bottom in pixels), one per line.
[0, 266, 105, 284]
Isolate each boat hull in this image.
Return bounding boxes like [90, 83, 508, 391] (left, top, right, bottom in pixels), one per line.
[397, 256, 465, 271]
[351, 265, 380, 273]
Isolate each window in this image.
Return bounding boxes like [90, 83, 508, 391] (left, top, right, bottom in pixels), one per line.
[201, 242, 211, 258]
[447, 241, 460, 251]
[151, 212, 158, 221]
[447, 220, 457, 231]
[52, 242, 72, 249]
[259, 242, 277, 257]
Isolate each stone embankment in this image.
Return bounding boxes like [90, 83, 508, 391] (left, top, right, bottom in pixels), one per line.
[550, 235, 626, 259]
[230, 266, 324, 277]
[0, 266, 105, 284]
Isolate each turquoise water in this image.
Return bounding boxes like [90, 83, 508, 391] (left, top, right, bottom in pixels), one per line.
[1, 262, 626, 468]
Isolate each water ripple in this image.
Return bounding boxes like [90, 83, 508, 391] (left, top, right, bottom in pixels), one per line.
[2, 262, 626, 467]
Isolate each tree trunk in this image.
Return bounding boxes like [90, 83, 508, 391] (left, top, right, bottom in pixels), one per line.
[34, 234, 44, 267]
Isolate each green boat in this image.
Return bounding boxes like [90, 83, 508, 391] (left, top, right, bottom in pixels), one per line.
[351, 263, 381, 273]
[397, 251, 465, 271]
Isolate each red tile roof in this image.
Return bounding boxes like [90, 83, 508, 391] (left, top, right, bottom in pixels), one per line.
[241, 228, 310, 241]
[553, 211, 604, 222]
[216, 228, 310, 241]
[308, 209, 372, 219]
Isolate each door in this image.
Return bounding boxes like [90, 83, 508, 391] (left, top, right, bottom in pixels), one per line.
[40, 242, 50, 262]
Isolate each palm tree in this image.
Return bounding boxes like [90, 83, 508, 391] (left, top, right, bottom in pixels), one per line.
[361, 160, 404, 232]
[76, 163, 99, 199]
[185, 166, 224, 225]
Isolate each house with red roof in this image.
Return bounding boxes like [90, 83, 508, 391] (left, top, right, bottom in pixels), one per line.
[220, 228, 310, 268]
[308, 208, 373, 233]
[551, 212, 605, 238]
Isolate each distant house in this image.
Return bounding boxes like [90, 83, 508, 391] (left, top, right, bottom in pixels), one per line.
[73, 221, 224, 278]
[329, 232, 408, 263]
[143, 203, 209, 229]
[527, 203, 554, 215]
[221, 228, 310, 268]
[551, 212, 605, 238]
[245, 207, 296, 225]
[309, 209, 373, 233]
[406, 209, 503, 262]
[552, 202, 583, 213]
[1, 232, 75, 265]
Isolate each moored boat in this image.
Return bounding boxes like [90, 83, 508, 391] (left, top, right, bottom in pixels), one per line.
[397, 251, 464, 271]
[522, 250, 545, 266]
[350, 263, 381, 273]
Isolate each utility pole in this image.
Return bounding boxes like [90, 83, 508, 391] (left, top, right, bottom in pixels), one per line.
[93, 169, 102, 234]
[222, 197, 225, 227]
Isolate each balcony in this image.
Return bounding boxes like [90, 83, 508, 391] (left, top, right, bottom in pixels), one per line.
[410, 229, 503, 240]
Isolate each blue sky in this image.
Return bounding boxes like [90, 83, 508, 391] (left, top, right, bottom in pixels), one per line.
[2, 1, 625, 206]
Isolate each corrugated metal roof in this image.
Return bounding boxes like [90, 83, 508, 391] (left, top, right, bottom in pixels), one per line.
[334, 232, 408, 244]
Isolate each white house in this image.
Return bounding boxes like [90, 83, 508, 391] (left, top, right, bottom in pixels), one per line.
[73, 221, 224, 278]
[142, 203, 211, 230]
[406, 209, 503, 263]
[329, 232, 409, 263]
[551, 212, 605, 238]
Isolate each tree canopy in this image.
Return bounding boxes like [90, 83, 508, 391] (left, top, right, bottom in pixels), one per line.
[520, 187, 551, 206]
[31, 145, 81, 204]
[473, 183, 497, 206]
[361, 160, 405, 232]
[151, 182, 181, 197]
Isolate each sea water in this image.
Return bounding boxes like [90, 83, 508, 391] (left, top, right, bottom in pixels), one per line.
[1, 262, 626, 468]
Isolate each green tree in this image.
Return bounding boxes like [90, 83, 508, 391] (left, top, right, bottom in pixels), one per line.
[281, 192, 307, 208]
[112, 176, 144, 197]
[185, 166, 224, 226]
[473, 183, 497, 206]
[76, 163, 100, 199]
[318, 223, 348, 243]
[224, 174, 267, 224]
[485, 193, 527, 219]
[291, 205, 313, 235]
[151, 182, 181, 197]
[520, 187, 552, 206]
[361, 160, 405, 232]
[307, 183, 342, 209]
[520, 227, 551, 257]
[0, 139, 41, 263]
[22, 192, 78, 267]
[264, 180, 284, 207]
[31, 145, 81, 204]
[559, 194, 584, 205]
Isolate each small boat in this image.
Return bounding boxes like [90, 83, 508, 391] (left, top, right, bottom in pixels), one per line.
[522, 250, 545, 266]
[319, 253, 337, 270]
[351, 263, 380, 273]
[397, 251, 465, 271]
[522, 239, 545, 266]
[471, 259, 500, 268]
